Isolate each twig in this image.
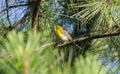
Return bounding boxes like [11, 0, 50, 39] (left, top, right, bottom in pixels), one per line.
[12, 13, 28, 29]
[112, 17, 120, 29]
[36, 42, 53, 51]
[56, 31, 120, 47]
[5, 0, 12, 26]
[0, 4, 30, 14]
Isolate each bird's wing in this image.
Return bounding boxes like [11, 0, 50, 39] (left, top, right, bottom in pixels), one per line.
[61, 30, 72, 40]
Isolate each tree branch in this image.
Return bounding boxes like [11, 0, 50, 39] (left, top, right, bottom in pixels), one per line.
[5, 0, 12, 26]
[56, 31, 120, 47]
[12, 13, 28, 29]
[32, 0, 42, 35]
[0, 4, 30, 14]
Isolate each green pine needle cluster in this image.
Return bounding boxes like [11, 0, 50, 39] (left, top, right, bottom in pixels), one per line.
[0, 31, 107, 74]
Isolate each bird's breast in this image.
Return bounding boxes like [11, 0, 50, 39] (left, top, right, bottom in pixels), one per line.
[56, 31, 69, 41]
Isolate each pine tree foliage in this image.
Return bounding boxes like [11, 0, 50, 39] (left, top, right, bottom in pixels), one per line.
[0, 31, 55, 74]
[0, 31, 107, 74]
[0, 0, 120, 73]
[67, 0, 120, 57]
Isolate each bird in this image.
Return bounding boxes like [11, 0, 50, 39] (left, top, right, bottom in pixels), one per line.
[54, 25, 72, 42]
[54, 25, 82, 49]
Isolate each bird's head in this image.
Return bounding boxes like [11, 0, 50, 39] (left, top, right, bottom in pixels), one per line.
[54, 25, 63, 32]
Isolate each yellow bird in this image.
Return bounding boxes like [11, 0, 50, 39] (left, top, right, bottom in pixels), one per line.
[54, 25, 82, 49]
[54, 25, 72, 42]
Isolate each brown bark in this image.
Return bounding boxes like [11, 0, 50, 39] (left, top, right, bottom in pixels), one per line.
[32, 0, 42, 35]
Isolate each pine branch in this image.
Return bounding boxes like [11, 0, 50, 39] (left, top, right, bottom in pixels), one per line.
[56, 31, 120, 47]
